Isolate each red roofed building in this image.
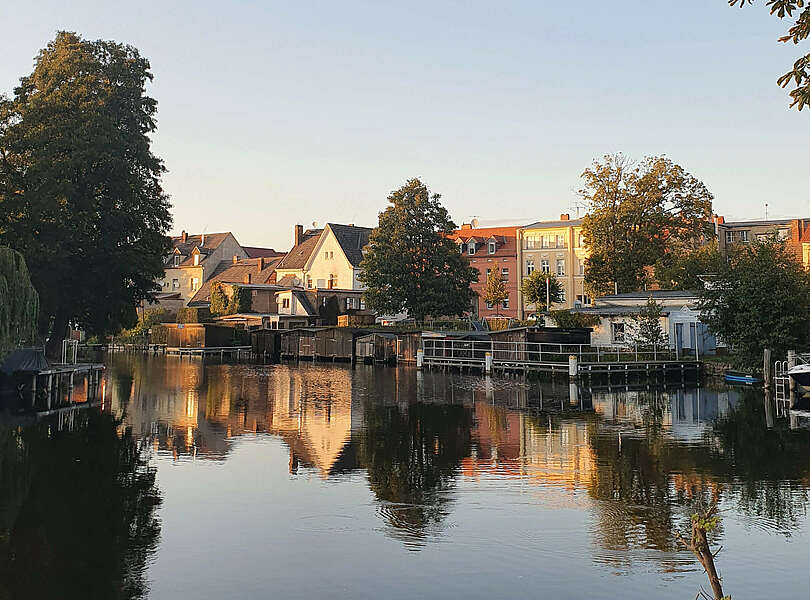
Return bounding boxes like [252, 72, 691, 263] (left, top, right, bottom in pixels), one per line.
[448, 224, 521, 319]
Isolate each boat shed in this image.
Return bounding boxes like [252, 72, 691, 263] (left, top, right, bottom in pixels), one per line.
[164, 323, 246, 349]
[356, 332, 398, 363]
[488, 326, 593, 362]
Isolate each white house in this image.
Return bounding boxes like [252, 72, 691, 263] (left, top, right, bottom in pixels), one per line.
[572, 290, 717, 356]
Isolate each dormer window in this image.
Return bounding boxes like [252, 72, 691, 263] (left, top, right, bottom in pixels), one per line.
[468, 242, 476, 255]
[173, 255, 181, 267]
[488, 241, 496, 254]
[193, 253, 200, 266]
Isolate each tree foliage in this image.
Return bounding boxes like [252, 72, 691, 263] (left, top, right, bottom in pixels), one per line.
[0, 247, 39, 356]
[483, 261, 508, 314]
[520, 271, 564, 313]
[699, 239, 810, 364]
[359, 178, 478, 322]
[580, 154, 715, 297]
[210, 282, 229, 316]
[549, 309, 600, 329]
[654, 245, 724, 291]
[630, 298, 668, 348]
[732, 0, 810, 110]
[0, 32, 172, 355]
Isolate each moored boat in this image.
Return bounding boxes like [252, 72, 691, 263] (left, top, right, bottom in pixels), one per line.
[787, 364, 810, 387]
[724, 370, 762, 385]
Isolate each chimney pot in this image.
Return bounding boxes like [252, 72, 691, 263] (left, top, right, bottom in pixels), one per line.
[181, 230, 188, 243]
[560, 213, 570, 221]
[294, 224, 304, 246]
[200, 233, 205, 246]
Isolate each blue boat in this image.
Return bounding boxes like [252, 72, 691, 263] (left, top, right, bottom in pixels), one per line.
[724, 370, 762, 385]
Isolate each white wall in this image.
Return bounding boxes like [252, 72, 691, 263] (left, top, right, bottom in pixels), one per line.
[306, 228, 358, 290]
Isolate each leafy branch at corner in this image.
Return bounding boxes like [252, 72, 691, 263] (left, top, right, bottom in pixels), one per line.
[731, 0, 810, 110]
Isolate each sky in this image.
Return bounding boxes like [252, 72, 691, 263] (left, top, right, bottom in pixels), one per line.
[2, 1, 808, 249]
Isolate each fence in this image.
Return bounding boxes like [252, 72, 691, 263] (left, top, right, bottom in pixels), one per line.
[422, 338, 675, 366]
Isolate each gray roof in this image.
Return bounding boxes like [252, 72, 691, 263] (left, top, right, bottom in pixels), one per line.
[597, 290, 700, 301]
[721, 219, 795, 227]
[573, 306, 676, 316]
[328, 223, 372, 267]
[522, 218, 583, 229]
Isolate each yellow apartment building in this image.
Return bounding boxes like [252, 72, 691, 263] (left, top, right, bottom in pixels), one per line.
[516, 214, 590, 317]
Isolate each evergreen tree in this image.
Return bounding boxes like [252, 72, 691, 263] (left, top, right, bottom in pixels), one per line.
[359, 178, 477, 323]
[483, 261, 508, 315]
[0, 32, 172, 356]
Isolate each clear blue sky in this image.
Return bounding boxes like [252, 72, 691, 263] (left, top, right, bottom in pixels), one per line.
[2, 1, 808, 249]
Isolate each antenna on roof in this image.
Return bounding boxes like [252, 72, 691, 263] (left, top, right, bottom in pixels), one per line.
[765, 203, 769, 220]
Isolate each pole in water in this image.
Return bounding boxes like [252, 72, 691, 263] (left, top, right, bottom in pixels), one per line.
[485, 351, 493, 375]
[788, 349, 797, 408]
[416, 349, 424, 370]
[763, 348, 772, 389]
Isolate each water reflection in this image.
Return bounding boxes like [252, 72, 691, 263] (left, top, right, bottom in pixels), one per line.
[11, 354, 810, 598]
[0, 409, 161, 600]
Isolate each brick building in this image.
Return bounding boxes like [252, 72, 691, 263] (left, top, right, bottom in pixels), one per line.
[448, 224, 520, 319]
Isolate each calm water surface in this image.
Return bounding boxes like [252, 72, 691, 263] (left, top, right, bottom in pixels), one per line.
[2, 354, 810, 599]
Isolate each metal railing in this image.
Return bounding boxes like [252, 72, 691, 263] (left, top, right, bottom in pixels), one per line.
[421, 338, 676, 365]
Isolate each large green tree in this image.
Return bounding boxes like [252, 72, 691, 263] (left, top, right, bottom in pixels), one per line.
[520, 270, 564, 314]
[580, 154, 715, 297]
[699, 239, 810, 365]
[654, 244, 725, 291]
[732, 0, 810, 111]
[359, 178, 477, 323]
[0, 247, 39, 356]
[0, 32, 172, 357]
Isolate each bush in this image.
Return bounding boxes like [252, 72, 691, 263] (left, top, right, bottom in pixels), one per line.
[177, 307, 211, 323]
[550, 310, 600, 329]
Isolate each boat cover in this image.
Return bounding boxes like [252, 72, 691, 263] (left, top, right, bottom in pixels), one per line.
[0, 348, 49, 375]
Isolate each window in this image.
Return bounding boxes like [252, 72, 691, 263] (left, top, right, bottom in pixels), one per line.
[556, 235, 565, 248]
[503, 296, 509, 309]
[488, 241, 496, 254]
[541, 259, 550, 273]
[526, 235, 539, 249]
[193, 254, 199, 266]
[739, 230, 749, 242]
[526, 259, 535, 275]
[173, 255, 181, 267]
[485, 301, 493, 309]
[328, 274, 336, 289]
[727, 230, 750, 243]
[190, 277, 199, 291]
[458, 242, 464, 253]
[556, 259, 565, 276]
[346, 297, 356, 310]
[578, 260, 585, 276]
[172, 278, 179, 290]
[282, 298, 290, 309]
[577, 233, 584, 248]
[559, 288, 566, 302]
[468, 242, 476, 255]
[576, 294, 592, 306]
[360, 299, 366, 310]
[501, 267, 509, 281]
[306, 276, 313, 289]
[611, 322, 625, 343]
[725, 231, 734, 244]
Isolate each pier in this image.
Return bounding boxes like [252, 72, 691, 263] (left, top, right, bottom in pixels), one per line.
[165, 346, 252, 359]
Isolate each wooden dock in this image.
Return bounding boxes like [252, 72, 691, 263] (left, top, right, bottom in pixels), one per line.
[165, 346, 251, 359]
[29, 362, 105, 411]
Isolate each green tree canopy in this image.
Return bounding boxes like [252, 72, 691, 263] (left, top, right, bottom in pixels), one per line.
[359, 178, 477, 323]
[630, 297, 668, 348]
[580, 154, 715, 297]
[654, 244, 724, 291]
[0, 32, 172, 356]
[732, 0, 810, 110]
[483, 260, 507, 315]
[520, 270, 564, 314]
[699, 239, 810, 365]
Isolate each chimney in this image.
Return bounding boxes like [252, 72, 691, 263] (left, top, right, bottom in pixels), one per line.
[294, 224, 304, 246]
[200, 232, 205, 246]
[244, 273, 252, 284]
[461, 223, 472, 230]
[232, 255, 239, 264]
[560, 213, 570, 221]
[181, 230, 188, 243]
[257, 257, 265, 272]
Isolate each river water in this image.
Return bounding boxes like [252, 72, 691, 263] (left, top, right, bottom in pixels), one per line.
[2, 354, 810, 599]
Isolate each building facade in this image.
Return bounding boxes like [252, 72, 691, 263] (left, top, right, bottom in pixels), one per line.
[516, 215, 590, 318]
[448, 225, 520, 319]
[715, 216, 810, 266]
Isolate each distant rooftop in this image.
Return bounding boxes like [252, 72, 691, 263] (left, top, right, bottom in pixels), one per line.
[721, 219, 796, 228]
[522, 217, 583, 229]
[598, 290, 700, 300]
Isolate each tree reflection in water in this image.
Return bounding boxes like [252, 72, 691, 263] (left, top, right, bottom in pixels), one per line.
[359, 400, 473, 549]
[0, 410, 161, 600]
